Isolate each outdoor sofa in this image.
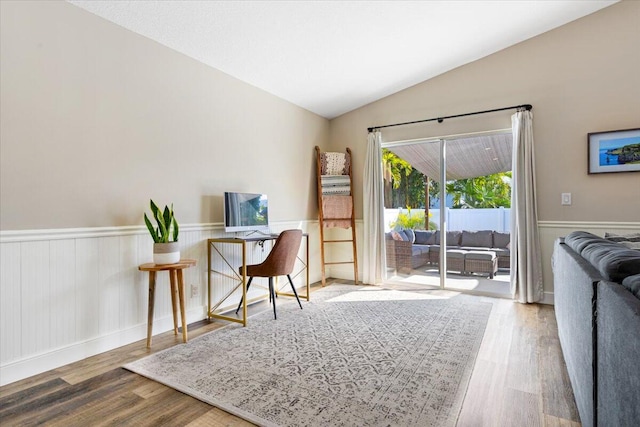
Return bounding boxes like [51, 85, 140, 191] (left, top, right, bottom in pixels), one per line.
[385, 229, 510, 278]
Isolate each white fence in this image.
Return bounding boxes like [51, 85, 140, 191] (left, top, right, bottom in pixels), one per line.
[385, 207, 510, 233]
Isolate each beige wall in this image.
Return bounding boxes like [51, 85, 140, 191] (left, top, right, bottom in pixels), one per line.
[329, 0, 640, 222]
[0, 1, 329, 230]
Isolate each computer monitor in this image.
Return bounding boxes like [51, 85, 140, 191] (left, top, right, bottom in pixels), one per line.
[223, 192, 269, 233]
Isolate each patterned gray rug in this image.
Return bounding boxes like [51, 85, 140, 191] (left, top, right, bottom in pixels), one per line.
[125, 284, 492, 426]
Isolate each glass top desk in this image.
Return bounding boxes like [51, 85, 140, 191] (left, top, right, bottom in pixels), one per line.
[206, 233, 309, 326]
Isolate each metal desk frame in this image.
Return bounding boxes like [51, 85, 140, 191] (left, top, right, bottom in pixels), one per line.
[207, 234, 309, 326]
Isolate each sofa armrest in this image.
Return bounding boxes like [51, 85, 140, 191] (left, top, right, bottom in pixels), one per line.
[596, 281, 640, 426]
[553, 239, 602, 427]
[385, 239, 413, 270]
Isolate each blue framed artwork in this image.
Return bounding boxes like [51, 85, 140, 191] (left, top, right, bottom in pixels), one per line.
[588, 128, 640, 174]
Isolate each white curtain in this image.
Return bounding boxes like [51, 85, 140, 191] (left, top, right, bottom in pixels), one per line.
[510, 110, 543, 303]
[362, 131, 386, 284]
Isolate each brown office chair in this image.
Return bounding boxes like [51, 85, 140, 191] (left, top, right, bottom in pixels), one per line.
[236, 229, 303, 319]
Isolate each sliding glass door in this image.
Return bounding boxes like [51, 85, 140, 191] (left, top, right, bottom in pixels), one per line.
[382, 130, 513, 298]
[382, 136, 443, 289]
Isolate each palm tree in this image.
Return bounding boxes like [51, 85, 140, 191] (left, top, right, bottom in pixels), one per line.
[446, 172, 511, 209]
[382, 149, 412, 208]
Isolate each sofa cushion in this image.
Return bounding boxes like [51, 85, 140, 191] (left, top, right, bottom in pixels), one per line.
[594, 250, 640, 282]
[563, 231, 640, 282]
[414, 230, 436, 245]
[465, 250, 496, 261]
[605, 232, 640, 250]
[460, 246, 488, 252]
[491, 248, 510, 257]
[412, 245, 430, 256]
[446, 249, 466, 259]
[620, 241, 640, 251]
[493, 232, 510, 249]
[436, 231, 462, 246]
[429, 231, 440, 245]
[581, 241, 628, 264]
[449, 231, 462, 246]
[460, 230, 493, 248]
[564, 231, 605, 254]
[621, 274, 640, 299]
[605, 232, 640, 243]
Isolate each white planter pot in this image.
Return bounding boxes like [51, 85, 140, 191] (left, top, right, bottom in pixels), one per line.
[153, 242, 180, 265]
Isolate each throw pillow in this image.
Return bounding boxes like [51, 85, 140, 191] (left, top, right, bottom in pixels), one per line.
[404, 229, 416, 243]
[460, 230, 493, 248]
[414, 230, 434, 245]
[390, 231, 404, 241]
[446, 231, 462, 246]
[436, 231, 462, 246]
[427, 230, 439, 245]
[493, 232, 510, 249]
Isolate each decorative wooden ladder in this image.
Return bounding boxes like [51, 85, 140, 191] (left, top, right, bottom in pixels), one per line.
[315, 146, 358, 286]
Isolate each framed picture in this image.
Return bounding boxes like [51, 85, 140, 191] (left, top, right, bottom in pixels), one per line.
[588, 128, 640, 174]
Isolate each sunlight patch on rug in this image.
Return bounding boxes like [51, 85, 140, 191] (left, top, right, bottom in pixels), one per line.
[125, 285, 492, 427]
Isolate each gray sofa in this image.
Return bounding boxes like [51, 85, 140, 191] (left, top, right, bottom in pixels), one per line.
[552, 231, 640, 427]
[386, 229, 510, 278]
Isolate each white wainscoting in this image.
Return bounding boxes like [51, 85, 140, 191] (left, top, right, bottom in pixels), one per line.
[327, 221, 640, 306]
[4, 220, 637, 385]
[0, 220, 321, 386]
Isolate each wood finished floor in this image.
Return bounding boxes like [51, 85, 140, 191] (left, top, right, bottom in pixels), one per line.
[0, 280, 580, 426]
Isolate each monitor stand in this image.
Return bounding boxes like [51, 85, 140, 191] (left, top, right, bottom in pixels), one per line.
[242, 229, 274, 237]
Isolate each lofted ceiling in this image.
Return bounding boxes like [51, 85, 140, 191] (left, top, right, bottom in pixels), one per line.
[67, 0, 617, 119]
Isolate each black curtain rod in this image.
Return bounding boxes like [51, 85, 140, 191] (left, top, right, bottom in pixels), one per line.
[367, 104, 532, 133]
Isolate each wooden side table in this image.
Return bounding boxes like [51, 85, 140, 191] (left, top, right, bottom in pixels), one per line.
[138, 259, 196, 348]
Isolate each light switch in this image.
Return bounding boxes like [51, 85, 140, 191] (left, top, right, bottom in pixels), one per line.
[561, 193, 572, 206]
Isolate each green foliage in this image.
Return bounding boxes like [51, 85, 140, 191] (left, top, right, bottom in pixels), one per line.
[382, 149, 412, 189]
[610, 143, 640, 164]
[446, 172, 511, 209]
[382, 150, 511, 216]
[144, 199, 179, 243]
[389, 207, 438, 230]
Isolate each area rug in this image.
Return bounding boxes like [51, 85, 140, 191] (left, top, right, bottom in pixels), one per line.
[125, 285, 492, 426]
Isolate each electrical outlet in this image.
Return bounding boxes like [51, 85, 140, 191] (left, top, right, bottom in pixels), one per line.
[561, 193, 572, 206]
[191, 284, 198, 297]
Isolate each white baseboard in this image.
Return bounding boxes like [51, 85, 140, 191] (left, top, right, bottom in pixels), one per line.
[541, 292, 554, 305]
[0, 307, 206, 386]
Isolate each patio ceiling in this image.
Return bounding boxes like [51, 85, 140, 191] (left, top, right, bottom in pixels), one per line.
[387, 132, 513, 180]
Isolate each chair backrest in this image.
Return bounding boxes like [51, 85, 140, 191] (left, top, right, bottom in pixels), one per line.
[261, 229, 303, 276]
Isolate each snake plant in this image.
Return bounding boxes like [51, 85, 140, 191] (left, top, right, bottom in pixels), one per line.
[144, 199, 179, 243]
